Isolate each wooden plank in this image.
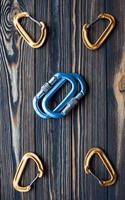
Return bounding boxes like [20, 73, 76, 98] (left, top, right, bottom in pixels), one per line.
[0, 0, 35, 200]
[106, 0, 125, 200]
[74, 0, 108, 200]
[35, 1, 73, 199]
[35, 0, 108, 199]
[1, 0, 125, 200]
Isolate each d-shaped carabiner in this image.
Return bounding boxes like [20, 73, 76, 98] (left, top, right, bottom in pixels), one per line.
[82, 13, 116, 50]
[33, 73, 87, 119]
[13, 12, 47, 48]
[13, 152, 44, 192]
[84, 147, 117, 187]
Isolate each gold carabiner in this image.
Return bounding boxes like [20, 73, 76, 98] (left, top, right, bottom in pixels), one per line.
[84, 147, 117, 187]
[13, 12, 47, 48]
[13, 152, 44, 192]
[82, 13, 116, 50]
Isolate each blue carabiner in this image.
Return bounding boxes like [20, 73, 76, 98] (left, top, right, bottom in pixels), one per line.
[42, 73, 87, 118]
[33, 72, 88, 119]
[33, 77, 66, 119]
[61, 73, 88, 116]
[33, 73, 78, 119]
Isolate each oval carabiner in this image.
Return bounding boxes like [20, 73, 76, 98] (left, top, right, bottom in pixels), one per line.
[13, 12, 47, 48]
[61, 73, 88, 116]
[13, 152, 44, 192]
[33, 73, 88, 119]
[33, 76, 66, 119]
[82, 13, 116, 50]
[42, 73, 78, 118]
[33, 73, 78, 119]
[84, 147, 117, 187]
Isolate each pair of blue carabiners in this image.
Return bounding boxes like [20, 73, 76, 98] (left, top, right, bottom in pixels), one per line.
[33, 73, 87, 119]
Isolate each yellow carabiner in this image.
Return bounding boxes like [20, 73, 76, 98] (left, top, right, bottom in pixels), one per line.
[82, 13, 116, 50]
[13, 12, 47, 48]
[84, 147, 117, 187]
[13, 152, 44, 192]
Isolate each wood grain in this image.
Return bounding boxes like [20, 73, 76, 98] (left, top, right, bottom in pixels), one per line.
[1, 0, 125, 200]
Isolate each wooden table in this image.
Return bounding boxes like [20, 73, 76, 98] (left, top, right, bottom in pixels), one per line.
[1, 0, 125, 199]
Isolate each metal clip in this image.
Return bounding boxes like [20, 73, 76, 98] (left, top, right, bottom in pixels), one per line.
[33, 73, 88, 119]
[84, 147, 117, 187]
[82, 13, 116, 50]
[13, 152, 44, 192]
[13, 12, 47, 48]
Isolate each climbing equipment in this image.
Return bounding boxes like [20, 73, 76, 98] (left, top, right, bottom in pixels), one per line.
[33, 73, 87, 119]
[82, 13, 116, 50]
[84, 147, 117, 186]
[13, 12, 47, 48]
[13, 152, 44, 192]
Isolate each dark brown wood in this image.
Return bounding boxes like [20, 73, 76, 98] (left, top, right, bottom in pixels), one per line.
[1, 0, 125, 199]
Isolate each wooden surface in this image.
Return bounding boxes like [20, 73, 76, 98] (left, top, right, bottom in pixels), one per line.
[1, 0, 125, 199]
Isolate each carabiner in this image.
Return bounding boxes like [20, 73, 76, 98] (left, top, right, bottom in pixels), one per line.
[84, 147, 117, 187]
[33, 73, 78, 119]
[13, 152, 44, 192]
[82, 13, 116, 50]
[13, 12, 47, 48]
[33, 73, 87, 119]
[61, 73, 87, 115]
